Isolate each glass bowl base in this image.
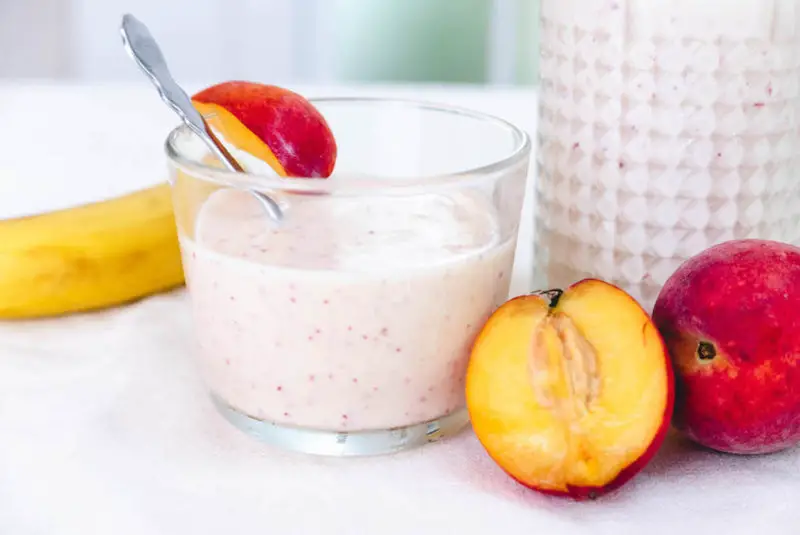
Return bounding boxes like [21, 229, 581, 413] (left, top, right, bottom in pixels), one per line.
[211, 394, 470, 457]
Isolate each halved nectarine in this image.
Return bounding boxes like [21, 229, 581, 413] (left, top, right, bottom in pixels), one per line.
[192, 81, 337, 178]
[465, 279, 675, 500]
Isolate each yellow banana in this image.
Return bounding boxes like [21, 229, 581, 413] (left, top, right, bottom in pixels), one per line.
[0, 183, 185, 319]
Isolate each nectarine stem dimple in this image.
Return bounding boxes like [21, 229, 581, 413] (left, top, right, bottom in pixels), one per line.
[532, 288, 564, 308]
[697, 341, 717, 361]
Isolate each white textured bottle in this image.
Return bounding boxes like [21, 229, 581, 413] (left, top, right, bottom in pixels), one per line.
[534, 0, 800, 311]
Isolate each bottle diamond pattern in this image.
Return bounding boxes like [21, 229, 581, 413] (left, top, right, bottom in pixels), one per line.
[534, 0, 800, 312]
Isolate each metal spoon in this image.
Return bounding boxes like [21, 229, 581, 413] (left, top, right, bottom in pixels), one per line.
[119, 13, 283, 222]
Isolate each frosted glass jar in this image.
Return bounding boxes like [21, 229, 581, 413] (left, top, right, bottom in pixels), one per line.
[534, 0, 800, 312]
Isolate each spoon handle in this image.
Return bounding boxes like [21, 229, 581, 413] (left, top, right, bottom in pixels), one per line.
[119, 13, 283, 221]
[120, 14, 209, 144]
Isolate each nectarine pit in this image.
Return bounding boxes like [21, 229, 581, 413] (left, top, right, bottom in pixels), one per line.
[529, 311, 601, 420]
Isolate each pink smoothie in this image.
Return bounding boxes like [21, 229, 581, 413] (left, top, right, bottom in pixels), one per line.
[180, 188, 515, 432]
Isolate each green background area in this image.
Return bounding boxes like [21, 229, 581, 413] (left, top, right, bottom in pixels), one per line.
[331, 0, 540, 85]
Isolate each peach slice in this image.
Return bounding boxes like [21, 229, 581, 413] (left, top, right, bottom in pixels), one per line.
[465, 279, 675, 500]
[192, 81, 337, 178]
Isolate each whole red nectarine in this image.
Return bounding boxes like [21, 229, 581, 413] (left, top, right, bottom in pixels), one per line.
[652, 239, 800, 455]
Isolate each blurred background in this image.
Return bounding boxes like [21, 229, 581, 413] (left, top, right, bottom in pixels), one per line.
[0, 0, 540, 86]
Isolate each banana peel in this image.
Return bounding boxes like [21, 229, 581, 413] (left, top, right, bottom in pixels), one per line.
[0, 183, 185, 319]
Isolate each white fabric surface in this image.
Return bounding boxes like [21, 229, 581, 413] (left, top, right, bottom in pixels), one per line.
[0, 83, 797, 534]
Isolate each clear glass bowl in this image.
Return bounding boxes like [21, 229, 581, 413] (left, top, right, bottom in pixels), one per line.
[166, 97, 531, 456]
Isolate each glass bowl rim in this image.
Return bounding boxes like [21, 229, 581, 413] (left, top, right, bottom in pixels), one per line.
[164, 96, 531, 195]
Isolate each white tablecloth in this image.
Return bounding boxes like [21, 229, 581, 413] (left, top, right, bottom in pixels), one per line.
[0, 83, 797, 535]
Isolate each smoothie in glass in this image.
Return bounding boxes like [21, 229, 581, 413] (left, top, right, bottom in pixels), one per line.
[167, 97, 531, 455]
[180, 188, 515, 432]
